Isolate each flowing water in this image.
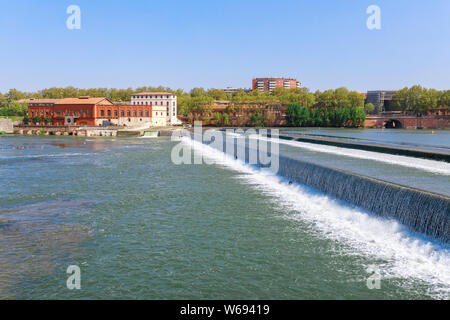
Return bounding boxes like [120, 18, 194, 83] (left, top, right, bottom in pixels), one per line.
[0, 134, 449, 300]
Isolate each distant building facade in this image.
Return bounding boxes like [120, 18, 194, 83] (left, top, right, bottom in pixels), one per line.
[252, 78, 301, 92]
[222, 87, 251, 94]
[186, 100, 287, 126]
[130, 92, 178, 124]
[365, 90, 397, 113]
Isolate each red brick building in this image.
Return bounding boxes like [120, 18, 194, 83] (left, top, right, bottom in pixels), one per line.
[187, 100, 287, 126]
[24, 99, 61, 121]
[26, 97, 166, 127]
[252, 78, 301, 92]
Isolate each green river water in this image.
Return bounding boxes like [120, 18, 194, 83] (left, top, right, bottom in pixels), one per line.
[0, 133, 449, 300]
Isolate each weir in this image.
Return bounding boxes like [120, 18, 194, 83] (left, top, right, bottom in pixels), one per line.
[278, 155, 450, 244]
[194, 132, 450, 244]
[219, 128, 450, 162]
[142, 131, 159, 137]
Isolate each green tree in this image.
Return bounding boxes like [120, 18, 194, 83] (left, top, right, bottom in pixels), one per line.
[212, 112, 222, 125]
[250, 111, 265, 127]
[348, 91, 365, 108]
[286, 104, 310, 127]
[22, 113, 30, 125]
[190, 87, 207, 97]
[222, 113, 229, 125]
[32, 116, 42, 125]
[0, 101, 28, 116]
[207, 89, 229, 101]
[6, 89, 27, 102]
[365, 103, 375, 114]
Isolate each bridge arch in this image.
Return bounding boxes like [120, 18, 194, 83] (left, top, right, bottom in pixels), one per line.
[384, 119, 403, 129]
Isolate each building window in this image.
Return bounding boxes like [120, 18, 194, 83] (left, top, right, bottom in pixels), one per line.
[114, 110, 118, 117]
[86, 110, 88, 116]
[133, 110, 137, 116]
[101, 110, 104, 117]
[139, 110, 143, 117]
[121, 110, 124, 116]
[31, 111, 34, 117]
[107, 110, 111, 116]
[145, 110, 149, 117]
[127, 110, 130, 116]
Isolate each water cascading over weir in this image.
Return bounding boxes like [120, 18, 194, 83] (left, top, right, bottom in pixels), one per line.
[278, 155, 449, 244]
[191, 131, 450, 244]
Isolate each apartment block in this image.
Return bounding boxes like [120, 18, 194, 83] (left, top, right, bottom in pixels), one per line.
[252, 78, 301, 92]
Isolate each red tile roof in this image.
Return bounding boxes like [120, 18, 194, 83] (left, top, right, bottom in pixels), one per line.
[20, 98, 62, 104]
[55, 97, 113, 105]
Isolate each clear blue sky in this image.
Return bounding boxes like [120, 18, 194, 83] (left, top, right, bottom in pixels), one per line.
[0, 0, 449, 93]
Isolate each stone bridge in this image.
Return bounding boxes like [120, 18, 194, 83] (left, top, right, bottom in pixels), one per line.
[365, 115, 450, 129]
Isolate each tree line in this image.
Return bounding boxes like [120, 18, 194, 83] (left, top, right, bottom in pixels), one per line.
[286, 105, 366, 127]
[390, 85, 449, 115]
[1, 85, 448, 121]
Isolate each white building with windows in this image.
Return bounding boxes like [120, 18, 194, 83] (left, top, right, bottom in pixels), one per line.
[130, 92, 179, 125]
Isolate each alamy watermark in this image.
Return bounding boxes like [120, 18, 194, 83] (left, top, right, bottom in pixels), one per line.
[66, 265, 81, 290]
[170, 122, 280, 174]
[366, 5, 381, 30]
[66, 5, 81, 30]
[366, 265, 381, 290]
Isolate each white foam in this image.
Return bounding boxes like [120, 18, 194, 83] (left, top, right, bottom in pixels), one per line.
[184, 137, 450, 299]
[253, 135, 450, 175]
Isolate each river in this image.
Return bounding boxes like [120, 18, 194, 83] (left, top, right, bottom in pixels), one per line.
[0, 132, 449, 300]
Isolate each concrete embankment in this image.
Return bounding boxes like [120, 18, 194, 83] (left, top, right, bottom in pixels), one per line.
[14, 125, 118, 136]
[0, 119, 13, 133]
[12, 125, 181, 137]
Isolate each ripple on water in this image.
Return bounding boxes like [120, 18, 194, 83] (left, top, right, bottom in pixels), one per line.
[0, 199, 94, 299]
